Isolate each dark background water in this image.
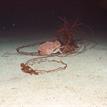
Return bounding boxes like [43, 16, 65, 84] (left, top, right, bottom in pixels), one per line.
[0, 0, 107, 38]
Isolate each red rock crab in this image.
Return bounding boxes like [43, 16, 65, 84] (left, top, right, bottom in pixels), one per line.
[38, 17, 79, 56]
[38, 40, 62, 55]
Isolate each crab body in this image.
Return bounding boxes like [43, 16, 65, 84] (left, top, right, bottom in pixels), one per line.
[38, 40, 62, 55]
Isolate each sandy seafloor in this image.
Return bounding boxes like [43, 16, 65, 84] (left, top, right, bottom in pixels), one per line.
[0, 30, 107, 107]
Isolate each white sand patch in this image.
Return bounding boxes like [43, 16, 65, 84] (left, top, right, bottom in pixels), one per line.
[0, 32, 107, 107]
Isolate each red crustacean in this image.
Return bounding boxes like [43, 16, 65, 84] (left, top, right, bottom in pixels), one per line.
[38, 40, 62, 55]
[38, 17, 79, 56]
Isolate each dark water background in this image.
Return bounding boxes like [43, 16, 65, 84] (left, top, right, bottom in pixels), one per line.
[0, 0, 107, 41]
